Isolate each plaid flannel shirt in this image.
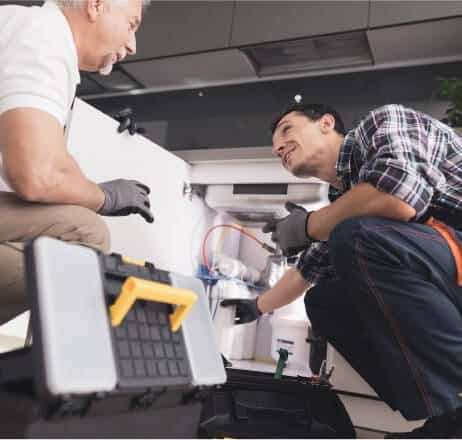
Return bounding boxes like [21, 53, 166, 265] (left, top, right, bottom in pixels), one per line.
[297, 104, 462, 284]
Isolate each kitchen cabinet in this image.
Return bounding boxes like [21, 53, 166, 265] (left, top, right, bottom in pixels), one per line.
[369, 1, 462, 28]
[230, 1, 368, 47]
[131, 1, 234, 60]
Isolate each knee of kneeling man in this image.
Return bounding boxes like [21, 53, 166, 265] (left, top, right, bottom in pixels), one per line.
[304, 291, 317, 317]
[87, 214, 111, 253]
[55, 206, 111, 253]
[329, 217, 363, 254]
[304, 282, 328, 313]
[304, 291, 324, 327]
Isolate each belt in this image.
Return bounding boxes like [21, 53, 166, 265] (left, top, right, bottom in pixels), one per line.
[426, 217, 462, 286]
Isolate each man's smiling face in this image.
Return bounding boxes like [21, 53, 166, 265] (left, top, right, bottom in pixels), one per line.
[79, 0, 143, 75]
[272, 111, 329, 178]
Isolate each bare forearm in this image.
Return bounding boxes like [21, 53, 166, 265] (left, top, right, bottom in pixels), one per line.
[13, 154, 104, 211]
[1, 109, 105, 211]
[44, 156, 103, 210]
[257, 268, 310, 314]
[308, 183, 416, 241]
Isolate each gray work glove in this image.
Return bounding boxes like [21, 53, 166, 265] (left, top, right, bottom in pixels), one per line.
[220, 298, 262, 324]
[262, 201, 313, 257]
[98, 179, 154, 223]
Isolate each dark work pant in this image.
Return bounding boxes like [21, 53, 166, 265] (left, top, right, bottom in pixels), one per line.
[304, 216, 462, 421]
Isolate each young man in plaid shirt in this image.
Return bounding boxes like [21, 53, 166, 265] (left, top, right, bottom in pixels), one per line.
[222, 103, 462, 437]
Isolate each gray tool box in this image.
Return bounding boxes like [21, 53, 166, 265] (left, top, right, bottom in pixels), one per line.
[0, 237, 225, 438]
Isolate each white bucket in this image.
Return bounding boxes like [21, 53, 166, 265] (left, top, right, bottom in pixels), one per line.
[272, 294, 307, 321]
[270, 315, 310, 370]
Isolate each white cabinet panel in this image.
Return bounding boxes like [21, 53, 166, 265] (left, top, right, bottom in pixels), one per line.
[67, 99, 213, 276]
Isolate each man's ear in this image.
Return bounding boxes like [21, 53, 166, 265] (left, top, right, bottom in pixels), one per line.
[319, 113, 336, 134]
[86, 0, 106, 22]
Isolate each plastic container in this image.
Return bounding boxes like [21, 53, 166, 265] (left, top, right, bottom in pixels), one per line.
[214, 254, 261, 284]
[272, 293, 307, 321]
[270, 315, 310, 370]
[211, 279, 257, 360]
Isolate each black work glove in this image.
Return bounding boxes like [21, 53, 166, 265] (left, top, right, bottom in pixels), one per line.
[262, 201, 313, 257]
[221, 298, 262, 325]
[98, 179, 154, 223]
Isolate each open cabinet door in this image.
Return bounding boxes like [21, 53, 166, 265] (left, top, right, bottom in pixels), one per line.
[67, 99, 213, 275]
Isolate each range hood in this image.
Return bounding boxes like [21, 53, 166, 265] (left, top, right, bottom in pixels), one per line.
[205, 182, 326, 225]
[83, 15, 462, 98]
[183, 148, 329, 226]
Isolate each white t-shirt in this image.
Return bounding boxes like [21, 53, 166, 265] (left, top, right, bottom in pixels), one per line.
[0, 1, 80, 191]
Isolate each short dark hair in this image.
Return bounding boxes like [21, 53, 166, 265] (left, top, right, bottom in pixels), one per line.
[271, 103, 346, 136]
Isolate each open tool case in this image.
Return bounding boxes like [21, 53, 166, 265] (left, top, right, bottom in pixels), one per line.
[0, 237, 225, 438]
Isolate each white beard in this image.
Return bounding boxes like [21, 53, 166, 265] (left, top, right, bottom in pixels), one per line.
[99, 63, 114, 76]
[98, 54, 114, 76]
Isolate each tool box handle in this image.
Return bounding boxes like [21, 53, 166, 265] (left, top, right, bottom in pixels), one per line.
[109, 276, 197, 332]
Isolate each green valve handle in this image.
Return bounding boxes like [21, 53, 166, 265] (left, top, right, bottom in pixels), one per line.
[274, 348, 289, 379]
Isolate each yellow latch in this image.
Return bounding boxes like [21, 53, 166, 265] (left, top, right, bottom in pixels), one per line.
[121, 256, 146, 267]
[109, 276, 197, 332]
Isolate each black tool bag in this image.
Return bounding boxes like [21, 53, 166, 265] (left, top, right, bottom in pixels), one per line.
[198, 368, 355, 439]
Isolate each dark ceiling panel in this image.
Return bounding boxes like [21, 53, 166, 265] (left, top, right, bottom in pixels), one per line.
[123, 49, 256, 90]
[127, 1, 234, 61]
[231, 1, 368, 46]
[370, 1, 462, 28]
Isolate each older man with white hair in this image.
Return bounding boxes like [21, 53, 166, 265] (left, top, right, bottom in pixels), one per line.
[0, 0, 153, 324]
